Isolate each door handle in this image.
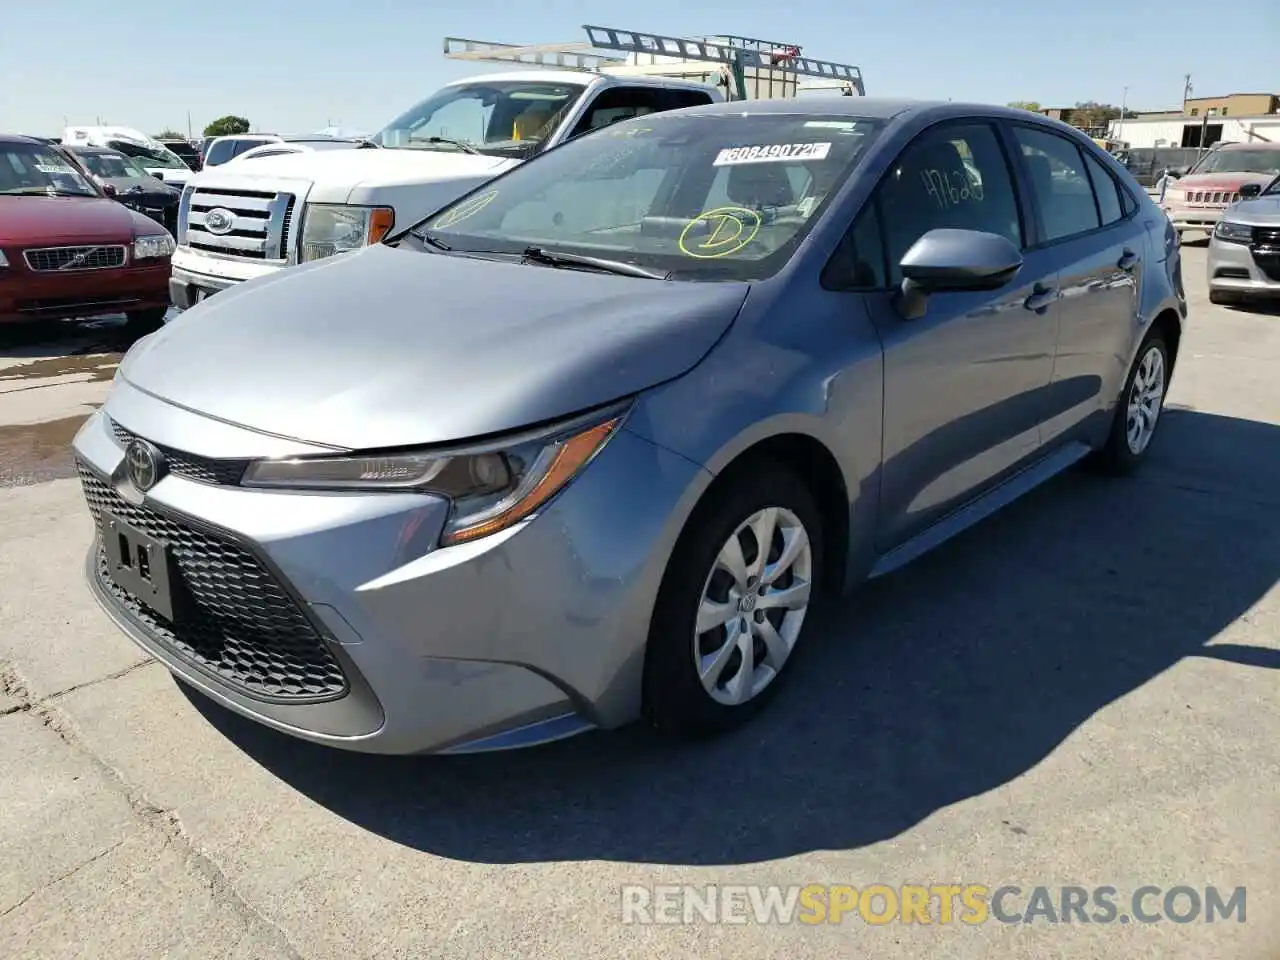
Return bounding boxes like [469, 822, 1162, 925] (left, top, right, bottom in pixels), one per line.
[1117, 249, 1139, 271]
[1023, 283, 1057, 313]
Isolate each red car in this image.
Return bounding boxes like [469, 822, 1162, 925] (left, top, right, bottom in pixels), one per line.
[0, 133, 174, 330]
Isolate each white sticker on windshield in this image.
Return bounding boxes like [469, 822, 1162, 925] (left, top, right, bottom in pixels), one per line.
[713, 142, 832, 166]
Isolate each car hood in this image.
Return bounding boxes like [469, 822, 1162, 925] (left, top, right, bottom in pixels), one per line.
[1174, 172, 1274, 192]
[201, 148, 516, 193]
[0, 194, 138, 245]
[1229, 195, 1280, 225]
[101, 175, 178, 201]
[120, 243, 749, 450]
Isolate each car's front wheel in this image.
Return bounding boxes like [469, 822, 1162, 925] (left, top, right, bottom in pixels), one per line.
[643, 463, 824, 738]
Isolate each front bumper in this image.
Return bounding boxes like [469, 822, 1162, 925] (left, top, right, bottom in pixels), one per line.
[168, 247, 280, 310]
[1207, 237, 1280, 298]
[0, 260, 169, 324]
[1164, 205, 1227, 232]
[71, 386, 708, 754]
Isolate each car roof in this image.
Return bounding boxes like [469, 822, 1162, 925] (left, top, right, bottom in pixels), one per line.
[0, 133, 49, 146]
[67, 145, 121, 155]
[1215, 141, 1280, 151]
[661, 96, 1022, 121]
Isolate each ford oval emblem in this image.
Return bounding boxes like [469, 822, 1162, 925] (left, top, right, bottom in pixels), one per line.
[204, 208, 235, 235]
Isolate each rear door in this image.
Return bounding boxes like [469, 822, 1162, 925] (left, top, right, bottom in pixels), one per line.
[1005, 122, 1146, 447]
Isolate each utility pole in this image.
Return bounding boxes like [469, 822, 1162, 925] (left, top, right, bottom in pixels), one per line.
[187, 112, 193, 139]
[1117, 85, 1128, 143]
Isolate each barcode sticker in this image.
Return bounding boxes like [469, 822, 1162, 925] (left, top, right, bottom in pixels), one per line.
[714, 142, 832, 166]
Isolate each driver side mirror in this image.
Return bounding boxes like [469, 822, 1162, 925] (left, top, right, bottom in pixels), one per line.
[101, 182, 117, 198]
[895, 228, 1023, 320]
[1165, 167, 1187, 179]
[1238, 183, 1263, 200]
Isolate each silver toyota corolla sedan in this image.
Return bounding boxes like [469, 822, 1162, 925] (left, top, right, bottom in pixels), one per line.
[72, 98, 1187, 755]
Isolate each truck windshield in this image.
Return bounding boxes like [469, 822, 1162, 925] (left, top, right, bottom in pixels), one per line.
[106, 139, 190, 170]
[372, 81, 589, 158]
[1191, 148, 1280, 176]
[0, 142, 99, 197]
[411, 111, 884, 282]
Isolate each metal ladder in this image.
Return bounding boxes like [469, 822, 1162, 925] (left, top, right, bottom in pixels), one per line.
[442, 24, 865, 99]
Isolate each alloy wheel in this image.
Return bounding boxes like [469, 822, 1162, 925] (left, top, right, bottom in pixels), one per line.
[1126, 344, 1165, 455]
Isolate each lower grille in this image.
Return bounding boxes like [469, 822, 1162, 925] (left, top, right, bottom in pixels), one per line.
[78, 464, 348, 703]
[109, 418, 248, 486]
[24, 245, 127, 272]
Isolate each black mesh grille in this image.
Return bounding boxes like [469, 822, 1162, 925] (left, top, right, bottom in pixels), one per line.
[110, 418, 248, 486]
[23, 245, 127, 271]
[79, 464, 349, 702]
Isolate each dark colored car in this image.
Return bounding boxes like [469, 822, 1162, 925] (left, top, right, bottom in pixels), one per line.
[66, 146, 181, 233]
[157, 138, 203, 172]
[0, 134, 175, 329]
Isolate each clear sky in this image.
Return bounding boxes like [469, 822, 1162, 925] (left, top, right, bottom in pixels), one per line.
[1, 0, 1275, 138]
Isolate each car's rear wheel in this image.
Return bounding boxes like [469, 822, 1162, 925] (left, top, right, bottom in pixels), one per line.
[1092, 330, 1170, 475]
[643, 463, 824, 738]
[125, 307, 167, 333]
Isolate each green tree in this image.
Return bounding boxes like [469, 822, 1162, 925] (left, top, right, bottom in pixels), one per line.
[203, 115, 250, 137]
[154, 128, 185, 139]
[1071, 101, 1123, 130]
[1007, 100, 1042, 112]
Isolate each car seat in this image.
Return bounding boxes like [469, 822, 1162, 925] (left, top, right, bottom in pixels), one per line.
[512, 106, 554, 142]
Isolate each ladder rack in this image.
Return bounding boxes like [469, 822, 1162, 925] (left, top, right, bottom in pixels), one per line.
[442, 24, 865, 98]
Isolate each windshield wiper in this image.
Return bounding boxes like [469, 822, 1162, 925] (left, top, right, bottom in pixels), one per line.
[411, 229, 452, 251]
[407, 136, 481, 155]
[2, 187, 93, 198]
[521, 246, 669, 281]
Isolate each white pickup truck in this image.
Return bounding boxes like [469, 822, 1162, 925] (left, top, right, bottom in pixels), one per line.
[169, 25, 864, 309]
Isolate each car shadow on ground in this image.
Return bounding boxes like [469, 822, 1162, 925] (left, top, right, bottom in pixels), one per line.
[186, 407, 1280, 866]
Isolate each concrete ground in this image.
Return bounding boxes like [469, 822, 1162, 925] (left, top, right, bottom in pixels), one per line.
[1, 247, 1277, 959]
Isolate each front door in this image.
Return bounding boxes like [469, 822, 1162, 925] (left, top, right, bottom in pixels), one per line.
[862, 120, 1061, 549]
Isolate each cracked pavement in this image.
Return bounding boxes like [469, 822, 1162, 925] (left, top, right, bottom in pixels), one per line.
[1, 247, 1277, 959]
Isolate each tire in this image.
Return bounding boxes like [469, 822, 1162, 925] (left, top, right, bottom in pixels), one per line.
[1091, 330, 1170, 476]
[643, 462, 825, 739]
[125, 307, 167, 333]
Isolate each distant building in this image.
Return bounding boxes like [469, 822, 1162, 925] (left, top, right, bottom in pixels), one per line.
[1107, 93, 1280, 149]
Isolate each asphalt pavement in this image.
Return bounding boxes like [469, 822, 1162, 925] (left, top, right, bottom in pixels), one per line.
[1, 247, 1277, 959]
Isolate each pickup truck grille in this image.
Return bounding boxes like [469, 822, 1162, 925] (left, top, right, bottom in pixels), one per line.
[24, 245, 127, 272]
[179, 186, 295, 261]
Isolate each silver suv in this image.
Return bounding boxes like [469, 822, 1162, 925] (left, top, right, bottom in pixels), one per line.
[1208, 175, 1280, 305]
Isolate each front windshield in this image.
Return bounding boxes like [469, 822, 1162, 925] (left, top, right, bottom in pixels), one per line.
[413, 112, 884, 281]
[1192, 148, 1280, 176]
[106, 139, 190, 170]
[372, 81, 588, 158]
[0, 142, 99, 196]
[80, 151, 147, 179]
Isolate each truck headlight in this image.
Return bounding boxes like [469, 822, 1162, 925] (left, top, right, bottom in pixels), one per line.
[299, 204, 394, 262]
[133, 233, 176, 259]
[1213, 220, 1252, 244]
[241, 404, 628, 545]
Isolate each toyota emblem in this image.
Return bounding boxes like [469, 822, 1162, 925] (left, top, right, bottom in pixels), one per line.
[203, 208, 235, 235]
[125, 439, 165, 492]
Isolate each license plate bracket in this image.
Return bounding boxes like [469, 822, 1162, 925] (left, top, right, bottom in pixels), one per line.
[102, 513, 179, 621]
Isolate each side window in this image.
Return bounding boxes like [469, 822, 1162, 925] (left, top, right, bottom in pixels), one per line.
[877, 122, 1022, 284]
[1081, 150, 1123, 225]
[662, 89, 715, 110]
[203, 140, 236, 166]
[821, 200, 887, 291]
[568, 87, 674, 138]
[230, 139, 268, 159]
[1013, 126, 1100, 242]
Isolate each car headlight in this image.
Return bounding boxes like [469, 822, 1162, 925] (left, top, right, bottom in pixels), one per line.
[133, 233, 176, 259]
[241, 403, 629, 545]
[1214, 220, 1253, 244]
[299, 204, 395, 262]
